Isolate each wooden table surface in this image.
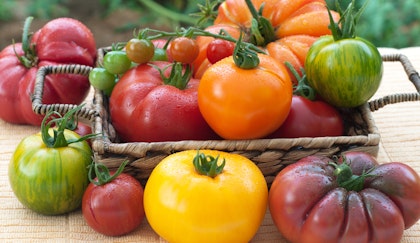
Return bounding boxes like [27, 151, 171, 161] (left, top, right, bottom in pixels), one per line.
[1, 47, 420, 242]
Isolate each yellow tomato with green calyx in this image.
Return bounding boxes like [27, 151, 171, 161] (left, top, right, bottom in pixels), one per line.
[144, 150, 268, 243]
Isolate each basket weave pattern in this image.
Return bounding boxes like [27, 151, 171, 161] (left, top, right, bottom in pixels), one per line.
[32, 52, 420, 185]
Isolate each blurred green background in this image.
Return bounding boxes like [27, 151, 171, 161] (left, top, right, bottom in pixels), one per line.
[1, 0, 419, 49]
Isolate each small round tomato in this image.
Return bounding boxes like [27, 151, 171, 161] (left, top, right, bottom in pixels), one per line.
[82, 162, 145, 237]
[89, 67, 116, 96]
[168, 37, 199, 64]
[125, 38, 155, 64]
[198, 53, 293, 139]
[144, 150, 268, 243]
[206, 39, 235, 64]
[103, 50, 131, 75]
[269, 152, 420, 243]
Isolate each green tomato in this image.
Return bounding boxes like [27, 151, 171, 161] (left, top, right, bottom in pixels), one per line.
[8, 129, 92, 215]
[305, 36, 383, 108]
[89, 67, 116, 96]
[151, 47, 168, 61]
[103, 51, 131, 75]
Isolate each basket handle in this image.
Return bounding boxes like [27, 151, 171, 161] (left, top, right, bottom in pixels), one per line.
[32, 53, 420, 118]
[32, 64, 98, 121]
[368, 53, 420, 111]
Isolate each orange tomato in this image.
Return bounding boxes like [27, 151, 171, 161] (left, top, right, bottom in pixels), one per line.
[198, 54, 293, 140]
[195, 0, 340, 83]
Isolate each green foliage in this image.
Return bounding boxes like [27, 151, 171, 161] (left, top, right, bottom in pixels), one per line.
[25, 0, 69, 19]
[0, 1, 15, 21]
[327, 0, 420, 48]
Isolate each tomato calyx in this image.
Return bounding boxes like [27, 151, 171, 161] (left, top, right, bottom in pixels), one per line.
[329, 156, 375, 192]
[14, 16, 38, 68]
[193, 151, 226, 178]
[328, 0, 369, 40]
[245, 0, 276, 47]
[88, 160, 128, 186]
[233, 33, 260, 69]
[285, 62, 316, 101]
[41, 105, 97, 148]
[151, 62, 192, 90]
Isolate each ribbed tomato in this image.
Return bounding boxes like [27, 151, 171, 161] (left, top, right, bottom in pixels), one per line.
[193, 0, 340, 82]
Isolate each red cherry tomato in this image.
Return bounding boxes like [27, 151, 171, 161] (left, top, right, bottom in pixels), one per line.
[206, 39, 235, 64]
[168, 37, 199, 64]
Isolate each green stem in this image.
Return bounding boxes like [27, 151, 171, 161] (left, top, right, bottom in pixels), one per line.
[14, 16, 37, 68]
[41, 105, 98, 148]
[193, 151, 225, 178]
[245, 0, 276, 46]
[329, 156, 374, 192]
[88, 160, 129, 186]
[139, 0, 198, 26]
[284, 62, 316, 100]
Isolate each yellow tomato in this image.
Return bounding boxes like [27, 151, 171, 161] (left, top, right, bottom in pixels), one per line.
[144, 150, 268, 243]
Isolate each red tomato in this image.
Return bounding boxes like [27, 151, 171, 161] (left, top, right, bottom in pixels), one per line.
[168, 37, 199, 64]
[269, 152, 420, 243]
[268, 96, 344, 138]
[206, 39, 235, 64]
[109, 61, 219, 142]
[82, 171, 145, 236]
[0, 17, 96, 125]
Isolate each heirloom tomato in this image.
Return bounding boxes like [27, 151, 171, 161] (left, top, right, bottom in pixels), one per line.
[144, 150, 268, 243]
[269, 151, 420, 243]
[109, 61, 219, 142]
[82, 162, 145, 236]
[198, 53, 293, 140]
[8, 107, 93, 215]
[193, 0, 340, 82]
[0, 17, 96, 125]
[305, 1, 383, 107]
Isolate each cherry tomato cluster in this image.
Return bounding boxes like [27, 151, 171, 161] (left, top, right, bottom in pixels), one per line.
[89, 36, 201, 96]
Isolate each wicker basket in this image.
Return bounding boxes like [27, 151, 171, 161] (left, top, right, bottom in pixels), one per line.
[32, 53, 420, 185]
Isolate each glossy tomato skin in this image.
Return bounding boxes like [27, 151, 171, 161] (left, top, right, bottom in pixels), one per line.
[268, 96, 344, 138]
[0, 18, 96, 125]
[109, 61, 219, 142]
[82, 173, 145, 236]
[305, 36, 383, 108]
[198, 54, 293, 140]
[8, 129, 92, 215]
[144, 150, 268, 243]
[269, 152, 420, 243]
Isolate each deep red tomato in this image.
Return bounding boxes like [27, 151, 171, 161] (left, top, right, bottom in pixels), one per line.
[168, 37, 199, 64]
[206, 39, 235, 64]
[268, 95, 344, 138]
[0, 17, 96, 125]
[82, 166, 145, 236]
[109, 61, 219, 142]
[269, 151, 420, 243]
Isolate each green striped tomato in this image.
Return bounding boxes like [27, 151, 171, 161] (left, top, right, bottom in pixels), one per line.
[305, 36, 383, 108]
[8, 129, 92, 215]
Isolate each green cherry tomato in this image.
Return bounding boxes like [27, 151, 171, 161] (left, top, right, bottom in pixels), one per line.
[103, 51, 131, 75]
[125, 38, 155, 64]
[151, 47, 168, 61]
[305, 36, 383, 108]
[89, 67, 116, 96]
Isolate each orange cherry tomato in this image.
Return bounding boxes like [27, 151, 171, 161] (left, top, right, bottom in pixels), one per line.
[198, 53, 293, 140]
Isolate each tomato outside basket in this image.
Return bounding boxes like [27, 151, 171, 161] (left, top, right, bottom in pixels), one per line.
[32, 50, 420, 186]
